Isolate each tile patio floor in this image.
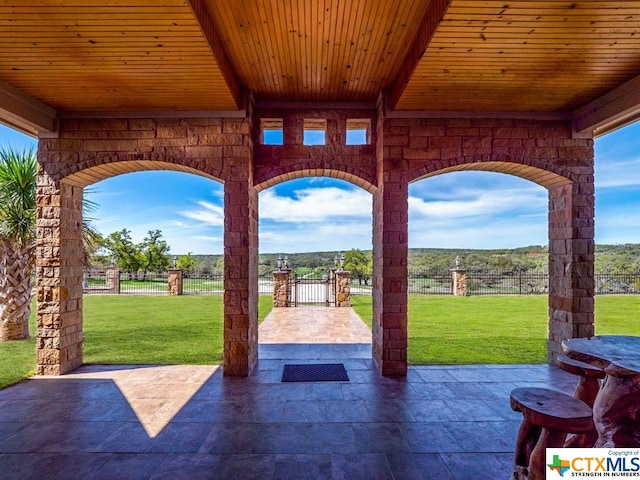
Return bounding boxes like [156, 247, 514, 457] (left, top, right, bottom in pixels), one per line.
[0, 307, 578, 479]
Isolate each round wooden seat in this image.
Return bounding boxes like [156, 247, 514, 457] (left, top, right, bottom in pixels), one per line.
[510, 387, 593, 433]
[556, 354, 606, 379]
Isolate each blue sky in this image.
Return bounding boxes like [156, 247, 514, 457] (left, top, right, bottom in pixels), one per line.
[0, 121, 638, 254]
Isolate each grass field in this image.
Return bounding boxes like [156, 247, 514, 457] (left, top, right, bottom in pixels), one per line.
[2, 294, 640, 389]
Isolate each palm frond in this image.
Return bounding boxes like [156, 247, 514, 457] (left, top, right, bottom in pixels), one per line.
[0, 147, 37, 248]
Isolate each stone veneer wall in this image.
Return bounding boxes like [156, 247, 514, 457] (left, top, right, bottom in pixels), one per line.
[36, 180, 84, 375]
[37, 116, 257, 376]
[35, 108, 594, 377]
[383, 115, 594, 366]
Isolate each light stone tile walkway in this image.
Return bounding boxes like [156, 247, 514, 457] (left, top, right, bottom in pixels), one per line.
[259, 306, 372, 344]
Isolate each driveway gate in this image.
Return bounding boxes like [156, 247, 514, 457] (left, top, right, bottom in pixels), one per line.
[291, 273, 336, 306]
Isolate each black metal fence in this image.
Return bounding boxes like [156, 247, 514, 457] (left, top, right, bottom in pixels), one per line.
[83, 270, 274, 295]
[407, 269, 640, 295]
[83, 269, 640, 296]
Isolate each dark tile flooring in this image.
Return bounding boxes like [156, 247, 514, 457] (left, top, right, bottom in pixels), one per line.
[0, 343, 577, 479]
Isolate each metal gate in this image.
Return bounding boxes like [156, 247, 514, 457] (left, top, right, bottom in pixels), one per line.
[290, 273, 336, 306]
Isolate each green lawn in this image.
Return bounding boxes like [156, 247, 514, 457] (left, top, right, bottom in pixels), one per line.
[0, 295, 273, 389]
[352, 295, 640, 364]
[2, 294, 640, 389]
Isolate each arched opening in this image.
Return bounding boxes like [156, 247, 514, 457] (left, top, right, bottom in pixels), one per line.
[408, 169, 551, 364]
[593, 120, 640, 335]
[79, 169, 228, 365]
[34, 158, 231, 375]
[256, 176, 374, 349]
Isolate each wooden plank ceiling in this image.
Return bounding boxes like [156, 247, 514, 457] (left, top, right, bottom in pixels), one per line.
[1, 0, 640, 122]
[204, 0, 429, 103]
[397, 1, 640, 112]
[0, 0, 238, 111]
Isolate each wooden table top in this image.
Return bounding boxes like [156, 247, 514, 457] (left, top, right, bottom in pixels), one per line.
[562, 335, 640, 377]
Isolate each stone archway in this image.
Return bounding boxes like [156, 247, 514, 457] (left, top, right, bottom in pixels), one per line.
[36, 116, 258, 376]
[35, 112, 594, 377]
[401, 133, 595, 364]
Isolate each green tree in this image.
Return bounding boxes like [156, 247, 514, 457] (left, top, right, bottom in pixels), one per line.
[102, 229, 143, 275]
[177, 252, 198, 274]
[141, 229, 171, 275]
[343, 248, 372, 285]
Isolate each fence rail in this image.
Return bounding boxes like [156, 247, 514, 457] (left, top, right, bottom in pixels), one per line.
[82, 269, 640, 296]
[83, 270, 274, 296]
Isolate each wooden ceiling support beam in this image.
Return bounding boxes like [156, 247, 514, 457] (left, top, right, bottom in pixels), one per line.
[0, 79, 56, 136]
[188, 0, 244, 109]
[387, 0, 452, 111]
[573, 73, 640, 138]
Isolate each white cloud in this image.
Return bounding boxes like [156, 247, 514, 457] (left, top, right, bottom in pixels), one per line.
[181, 201, 224, 226]
[596, 157, 640, 189]
[259, 220, 372, 253]
[408, 187, 546, 220]
[259, 187, 371, 222]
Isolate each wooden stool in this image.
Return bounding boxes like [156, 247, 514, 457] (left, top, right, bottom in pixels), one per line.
[556, 354, 605, 407]
[510, 387, 593, 480]
[556, 354, 605, 447]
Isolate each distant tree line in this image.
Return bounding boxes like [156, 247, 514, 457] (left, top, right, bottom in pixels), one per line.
[90, 233, 640, 279]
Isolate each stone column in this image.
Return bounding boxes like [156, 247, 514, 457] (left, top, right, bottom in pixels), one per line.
[36, 178, 85, 375]
[105, 266, 120, 294]
[223, 160, 258, 376]
[372, 167, 408, 377]
[548, 174, 595, 362]
[167, 269, 183, 296]
[272, 270, 291, 307]
[451, 269, 467, 296]
[335, 270, 351, 307]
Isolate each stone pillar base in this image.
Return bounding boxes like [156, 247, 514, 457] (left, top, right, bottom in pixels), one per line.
[168, 269, 183, 295]
[272, 271, 291, 307]
[335, 270, 351, 306]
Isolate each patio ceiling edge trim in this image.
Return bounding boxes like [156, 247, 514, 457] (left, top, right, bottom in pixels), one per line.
[0, 79, 56, 137]
[57, 110, 247, 119]
[385, 110, 571, 121]
[573, 73, 640, 138]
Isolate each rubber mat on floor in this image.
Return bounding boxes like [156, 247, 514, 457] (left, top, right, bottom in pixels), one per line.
[281, 363, 349, 382]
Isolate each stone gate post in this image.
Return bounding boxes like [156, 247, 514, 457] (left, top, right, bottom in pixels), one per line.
[334, 270, 351, 307]
[272, 270, 291, 307]
[167, 269, 183, 296]
[451, 268, 467, 296]
[105, 266, 121, 294]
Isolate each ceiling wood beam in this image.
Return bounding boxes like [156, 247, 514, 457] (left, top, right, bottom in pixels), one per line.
[188, 0, 244, 109]
[573, 73, 640, 137]
[0, 79, 56, 136]
[387, 0, 452, 111]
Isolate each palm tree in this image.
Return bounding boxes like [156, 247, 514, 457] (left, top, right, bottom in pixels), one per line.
[0, 147, 36, 341]
[0, 147, 102, 341]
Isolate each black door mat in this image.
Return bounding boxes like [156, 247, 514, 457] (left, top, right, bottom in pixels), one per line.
[281, 363, 349, 382]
